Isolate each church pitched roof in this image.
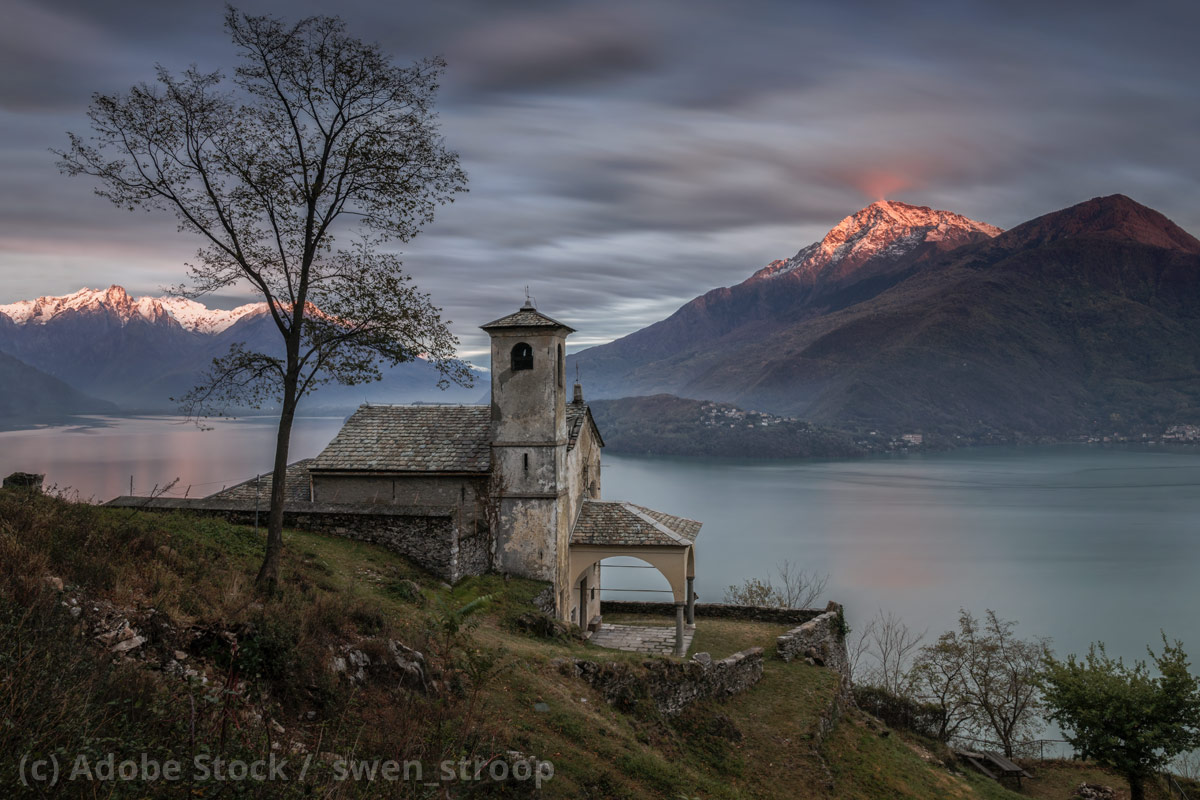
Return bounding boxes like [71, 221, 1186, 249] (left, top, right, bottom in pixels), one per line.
[208, 459, 314, 501]
[480, 303, 576, 332]
[566, 402, 604, 450]
[310, 405, 491, 473]
[571, 500, 701, 547]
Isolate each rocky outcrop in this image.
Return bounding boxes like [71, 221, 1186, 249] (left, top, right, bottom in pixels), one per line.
[565, 647, 764, 716]
[1073, 784, 1116, 800]
[329, 639, 428, 690]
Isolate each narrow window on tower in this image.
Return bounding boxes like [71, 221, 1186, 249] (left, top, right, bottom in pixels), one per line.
[511, 342, 533, 371]
[557, 344, 564, 388]
[523, 452, 529, 473]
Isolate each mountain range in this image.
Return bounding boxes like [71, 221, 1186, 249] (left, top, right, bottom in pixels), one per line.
[569, 195, 1200, 435]
[5, 194, 1199, 436]
[0, 286, 481, 416]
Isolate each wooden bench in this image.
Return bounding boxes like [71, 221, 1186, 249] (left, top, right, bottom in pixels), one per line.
[955, 749, 1033, 787]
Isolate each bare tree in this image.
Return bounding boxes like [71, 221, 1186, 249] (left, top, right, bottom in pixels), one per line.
[1173, 750, 1200, 782]
[912, 609, 1048, 758]
[57, 8, 469, 590]
[852, 610, 925, 695]
[909, 627, 972, 742]
[724, 560, 828, 609]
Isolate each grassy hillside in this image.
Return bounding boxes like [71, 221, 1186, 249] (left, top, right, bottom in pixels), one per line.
[0, 488, 1184, 798]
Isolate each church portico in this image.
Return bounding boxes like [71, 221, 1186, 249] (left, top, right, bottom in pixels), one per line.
[568, 499, 700, 656]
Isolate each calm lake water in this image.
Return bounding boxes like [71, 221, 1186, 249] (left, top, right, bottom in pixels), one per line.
[2, 414, 1198, 665]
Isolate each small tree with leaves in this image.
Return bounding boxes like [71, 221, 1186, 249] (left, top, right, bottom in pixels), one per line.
[58, 8, 469, 590]
[1041, 637, 1200, 800]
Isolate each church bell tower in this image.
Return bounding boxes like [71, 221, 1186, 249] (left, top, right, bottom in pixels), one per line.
[480, 299, 575, 614]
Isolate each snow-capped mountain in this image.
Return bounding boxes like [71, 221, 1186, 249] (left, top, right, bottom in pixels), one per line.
[750, 200, 1003, 286]
[0, 286, 264, 334]
[568, 194, 1200, 435]
[569, 199, 1005, 391]
[0, 285, 480, 413]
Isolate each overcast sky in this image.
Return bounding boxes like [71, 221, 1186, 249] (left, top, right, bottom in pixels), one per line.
[3, 0, 1198, 358]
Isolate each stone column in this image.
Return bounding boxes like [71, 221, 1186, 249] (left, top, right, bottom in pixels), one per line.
[686, 577, 696, 626]
[674, 602, 686, 657]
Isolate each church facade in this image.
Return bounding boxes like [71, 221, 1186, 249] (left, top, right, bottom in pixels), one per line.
[275, 302, 700, 632]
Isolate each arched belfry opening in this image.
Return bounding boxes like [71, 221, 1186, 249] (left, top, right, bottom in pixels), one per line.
[511, 342, 533, 371]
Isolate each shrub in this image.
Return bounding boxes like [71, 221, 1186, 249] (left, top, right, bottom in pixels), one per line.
[854, 684, 949, 741]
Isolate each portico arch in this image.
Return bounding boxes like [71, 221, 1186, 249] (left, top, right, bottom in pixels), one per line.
[569, 544, 693, 604]
[569, 499, 702, 656]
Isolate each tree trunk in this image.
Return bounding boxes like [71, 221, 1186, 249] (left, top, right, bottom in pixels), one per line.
[1127, 774, 1145, 800]
[255, 380, 298, 592]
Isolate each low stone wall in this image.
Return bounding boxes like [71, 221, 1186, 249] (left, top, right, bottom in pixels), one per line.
[566, 647, 764, 716]
[776, 604, 851, 683]
[601, 600, 825, 625]
[104, 496, 483, 583]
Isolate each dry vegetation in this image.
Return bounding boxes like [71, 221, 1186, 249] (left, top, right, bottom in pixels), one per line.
[1, 487, 1187, 799]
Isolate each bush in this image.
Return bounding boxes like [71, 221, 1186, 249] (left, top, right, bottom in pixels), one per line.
[854, 684, 949, 741]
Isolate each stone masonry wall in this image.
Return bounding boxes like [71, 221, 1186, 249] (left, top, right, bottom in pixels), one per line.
[273, 510, 460, 581]
[776, 603, 851, 684]
[104, 497, 485, 583]
[566, 647, 764, 716]
[455, 527, 493, 579]
[602, 600, 825, 625]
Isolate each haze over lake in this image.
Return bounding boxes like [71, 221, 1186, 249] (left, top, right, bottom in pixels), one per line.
[3, 414, 1198, 666]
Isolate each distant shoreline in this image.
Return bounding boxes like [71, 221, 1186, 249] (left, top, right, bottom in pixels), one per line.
[3, 409, 1196, 463]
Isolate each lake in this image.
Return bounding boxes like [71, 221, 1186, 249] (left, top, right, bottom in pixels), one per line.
[2, 414, 1198, 665]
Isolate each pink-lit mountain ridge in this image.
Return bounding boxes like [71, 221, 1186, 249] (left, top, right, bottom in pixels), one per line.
[0, 285, 263, 334]
[0, 286, 479, 413]
[569, 194, 1200, 435]
[751, 200, 1002, 286]
[568, 199, 1004, 397]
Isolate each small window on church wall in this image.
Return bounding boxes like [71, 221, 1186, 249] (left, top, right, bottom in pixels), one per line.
[511, 343, 533, 371]
[557, 344, 564, 388]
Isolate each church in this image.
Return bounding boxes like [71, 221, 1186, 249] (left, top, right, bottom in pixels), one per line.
[199, 301, 701, 644]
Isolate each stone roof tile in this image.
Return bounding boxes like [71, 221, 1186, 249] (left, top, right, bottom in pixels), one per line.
[309, 405, 491, 473]
[207, 459, 314, 501]
[480, 304, 575, 332]
[566, 402, 605, 450]
[571, 499, 701, 547]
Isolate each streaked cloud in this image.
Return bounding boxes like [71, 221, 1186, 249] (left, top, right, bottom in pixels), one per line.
[2, 0, 1197, 363]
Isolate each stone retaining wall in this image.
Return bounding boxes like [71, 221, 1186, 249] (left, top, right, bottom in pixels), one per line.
[104, 497, 484, 583]
[601, 600, 825, 625]
[776, 603, 851, 685]
[566, 647, 764, 716]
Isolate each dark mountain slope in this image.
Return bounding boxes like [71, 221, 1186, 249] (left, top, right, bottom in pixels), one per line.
[569, 201, 1002, 397]
[650, 195, 1200, 433]
[0, 350, 117, 420]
